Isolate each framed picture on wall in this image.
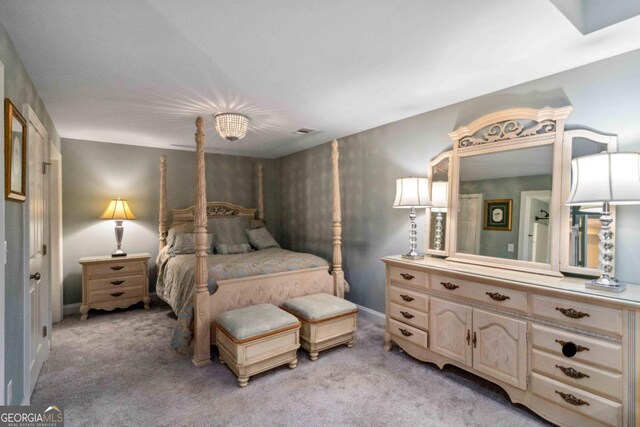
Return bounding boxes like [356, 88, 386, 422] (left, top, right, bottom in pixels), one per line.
[484, 199, 512, 231]
[4, 98, 27, 202]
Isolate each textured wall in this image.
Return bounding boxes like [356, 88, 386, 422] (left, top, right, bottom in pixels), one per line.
[280, 49, 640, 314]
[1, 20, 61, 405]
[62, 139, 281, 305]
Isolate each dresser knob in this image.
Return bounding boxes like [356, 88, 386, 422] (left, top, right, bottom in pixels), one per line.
[110, 280, 125, 285]
[555, 365, 590, 379]
[400, 273, 415, 280]
[555, 339, 589, 357]
[441, 282, 459, 290]
[485, 292, 510, 301]
[555, 391, 589, 406]
[400, 311, 414, 319]
[110, 292, 125, 297]
[399, 294, 415, 302]
[110, 266, 125, 271]
[556, 307, 589, 319]
[398, 328, 413, 337]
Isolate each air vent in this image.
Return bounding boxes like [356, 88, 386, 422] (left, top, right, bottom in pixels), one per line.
[293, 128, 316, 135]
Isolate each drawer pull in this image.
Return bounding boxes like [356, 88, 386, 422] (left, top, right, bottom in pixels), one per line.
[555, 339, 589, 357]
[399, 294, 415, 302]
[400, 273, 415, 280]
[466, 329, 471, 346]
[555, 364, 590, 379]
[555, 391, 589, 406]
[485, 292, 510, 302]
[110, 292, 125, 297]
[110, 280, 125, 285]
[441, 282, 459, 290]
[472, 331, 477, 348]
[556, 307, 590, 319]
[400, 311, 415, 319]
[110, 266, 125, 271]
[398, 328, 413, 337]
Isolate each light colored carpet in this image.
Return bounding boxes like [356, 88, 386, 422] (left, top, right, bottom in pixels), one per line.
[32, 303, 552, 427]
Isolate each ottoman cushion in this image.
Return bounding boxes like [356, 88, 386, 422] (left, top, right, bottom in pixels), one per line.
[217, 303, 300, 341]
[283, 293, 357, 322]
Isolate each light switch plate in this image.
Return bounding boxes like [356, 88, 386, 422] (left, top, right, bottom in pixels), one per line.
[507, 243, 515, 252]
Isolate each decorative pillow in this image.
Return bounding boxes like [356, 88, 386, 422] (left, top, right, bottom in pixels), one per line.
[172, 233, 214, 254]
[209, 217, 250, 245]
[245, 227, 280, 250]
[248, 219, 266, 230]
[215, 243, 253, 255]
[166, 223, 194, 247]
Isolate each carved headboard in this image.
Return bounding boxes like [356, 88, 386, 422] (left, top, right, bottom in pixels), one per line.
[170, 201, 257, 226]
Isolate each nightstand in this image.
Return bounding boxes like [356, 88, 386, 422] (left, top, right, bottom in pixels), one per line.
[79, 253, 151, 320]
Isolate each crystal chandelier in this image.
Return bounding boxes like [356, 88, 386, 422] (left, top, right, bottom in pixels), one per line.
[214, 113, 250, 141]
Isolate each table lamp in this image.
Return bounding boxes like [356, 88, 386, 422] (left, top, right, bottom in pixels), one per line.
[430, 181, 449, 251]
[566, 152, 640, 292]
[394, 177, 431, 259]
[100, 198, 136, 257]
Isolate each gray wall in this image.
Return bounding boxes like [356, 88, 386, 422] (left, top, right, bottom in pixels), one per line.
[280, 49, 640, 314]
[460, 174, 552, 259]
[62, 139, 281, 305]
[1, 20, 61, 405]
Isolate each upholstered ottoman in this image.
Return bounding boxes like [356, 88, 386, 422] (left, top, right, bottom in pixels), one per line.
[215, 303, 301, 387]
[282, 293, 358, 361]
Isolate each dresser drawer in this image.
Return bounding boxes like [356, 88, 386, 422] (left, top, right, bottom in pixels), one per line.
[430, 274, 527, 312]
[530, 324, 622, 372]
[86, 261, 144, 278]
[531, 294, 622, 336]
[88, 275, 145, 291]
[90, 286, 143, 304]
[531, 373, 621, 426]
[389, 285, 429, 312]
[389, 266, 427, 288]
[388, 318, 428, 349]
[389, 302, 428, 331]
[531, 349, 622, 401]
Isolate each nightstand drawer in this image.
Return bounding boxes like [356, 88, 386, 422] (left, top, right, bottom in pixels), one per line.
[86, 261, 144, 278]
[88, 275, 145, 291]
[531, 294, 622, 335]
[389, 266, 427, 288]
[388, 318, 428, 349]
[531, 324, 622, 372]
[90, 286, 143, 304]
[389, 302, 428, 331]
[389, 285, 429, 312]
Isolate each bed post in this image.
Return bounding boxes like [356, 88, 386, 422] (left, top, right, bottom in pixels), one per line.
[331, 140, 345, 298]
[192, 117, 212, 367]
[257, 162, 265, 221]
[159, 155, 168, 250]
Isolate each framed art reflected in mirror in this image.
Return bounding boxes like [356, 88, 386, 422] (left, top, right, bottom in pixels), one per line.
[484, 199, 512, 231]
[4, 98, 27, 202]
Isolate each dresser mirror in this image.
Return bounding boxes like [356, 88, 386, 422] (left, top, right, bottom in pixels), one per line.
[560, 129, 617, 276]
[446, 106, 573, 275]
[425, 151, 452, 256]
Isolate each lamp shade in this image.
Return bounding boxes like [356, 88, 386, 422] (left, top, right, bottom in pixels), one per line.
[430, 181, 449, 211]
[393, 177, 431, 208]
[100, 198, 136, 220]
[567, 152, 640, 205]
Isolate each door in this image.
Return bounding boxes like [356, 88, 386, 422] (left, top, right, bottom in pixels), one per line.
[28, 109, 50, 394]
[472, 309, 527, 390]
[457, 194, 482, 254]
[430, 298, 472, 366]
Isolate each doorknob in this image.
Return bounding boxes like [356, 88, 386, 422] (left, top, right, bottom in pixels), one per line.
[30, 272, 41, 281]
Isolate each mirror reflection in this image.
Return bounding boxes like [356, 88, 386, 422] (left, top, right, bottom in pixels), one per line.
[429, 156, 449, 251]
[457, 145, 553, 262]
[568, 138, 608, 269]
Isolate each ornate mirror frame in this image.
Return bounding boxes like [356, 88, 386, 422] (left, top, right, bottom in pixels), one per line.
[425, 151, 452, 257]
[560, 129, 617, 277]
[446, 106, 573, 276]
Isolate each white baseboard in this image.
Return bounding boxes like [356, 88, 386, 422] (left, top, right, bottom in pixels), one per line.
[355, 303, 385, 326]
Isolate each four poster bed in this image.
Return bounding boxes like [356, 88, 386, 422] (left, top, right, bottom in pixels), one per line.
[156, 117, 346, 367]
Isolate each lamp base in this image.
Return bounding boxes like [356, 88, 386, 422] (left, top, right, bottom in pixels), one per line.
[402, 251, 424, 260]
[585, 277, 626, 293]
[112, 250, 127, 258]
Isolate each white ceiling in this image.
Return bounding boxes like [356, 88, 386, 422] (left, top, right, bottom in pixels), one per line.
[1, 1, 640, 159]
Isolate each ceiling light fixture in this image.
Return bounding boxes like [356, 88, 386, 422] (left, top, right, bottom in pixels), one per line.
[214, 112, 250, 141]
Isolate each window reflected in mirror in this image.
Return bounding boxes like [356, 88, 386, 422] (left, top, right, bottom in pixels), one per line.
[457, 145, 553, 262]
[428, 156, 449, 252]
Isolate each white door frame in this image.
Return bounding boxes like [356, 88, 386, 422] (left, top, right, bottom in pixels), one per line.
[50, 143, 63, 323]
[0, 59, 6, 405]
[518, 190, 551, 262]
[23, 104, 51, 404]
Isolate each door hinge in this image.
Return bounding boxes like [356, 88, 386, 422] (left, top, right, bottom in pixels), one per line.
[42, 161, 51, 174]
[43, 325, 47, 338]
[42, 244, 47, 255]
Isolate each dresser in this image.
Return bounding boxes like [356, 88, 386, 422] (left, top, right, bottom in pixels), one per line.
[79, 253, 151, 320]
[382, 256, 640, 427]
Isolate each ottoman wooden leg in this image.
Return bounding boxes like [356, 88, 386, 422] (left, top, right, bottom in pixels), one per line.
[238, 376, 249, 388]
[288, 358, 298, 369]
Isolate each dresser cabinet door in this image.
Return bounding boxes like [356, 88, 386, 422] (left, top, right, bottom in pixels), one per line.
[430, 298, 472, 366]
[472, 309, 527, 390]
